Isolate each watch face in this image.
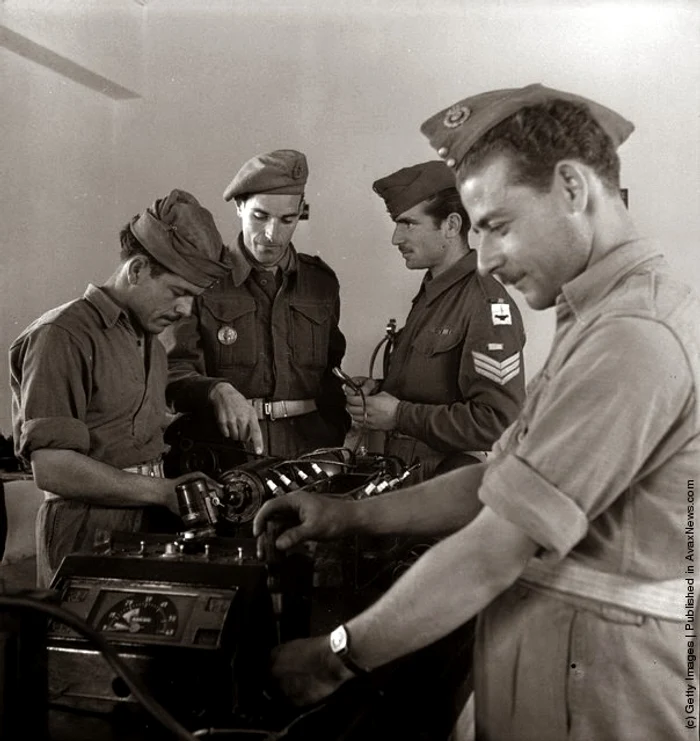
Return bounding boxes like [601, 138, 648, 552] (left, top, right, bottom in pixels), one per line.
[330, 625, 348, 654]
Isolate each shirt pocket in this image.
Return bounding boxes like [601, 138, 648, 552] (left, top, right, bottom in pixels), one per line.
[413, 330, 464, 357]
[201, 297, 257, 369]
[289, 301, 332, 368]
[408, 330, 465, 396]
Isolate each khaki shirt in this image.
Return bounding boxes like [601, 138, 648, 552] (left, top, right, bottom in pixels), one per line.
[480, 239, 699, 580]
[10, 284, 167, 468]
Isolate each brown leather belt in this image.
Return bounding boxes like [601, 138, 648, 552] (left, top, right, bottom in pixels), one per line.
[249, 398, 317, 421]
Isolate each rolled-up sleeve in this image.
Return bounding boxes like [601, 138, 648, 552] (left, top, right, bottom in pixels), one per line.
[19, 418, 90, 460]
[479, 316, 693, 559]
[481, 453, 588, 556]
[11, 325, 92, 463]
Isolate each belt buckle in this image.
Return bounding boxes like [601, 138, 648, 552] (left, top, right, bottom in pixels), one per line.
[264, 401, 275, 421]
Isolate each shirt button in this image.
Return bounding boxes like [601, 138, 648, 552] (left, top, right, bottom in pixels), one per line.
[260, 279, 267, 285]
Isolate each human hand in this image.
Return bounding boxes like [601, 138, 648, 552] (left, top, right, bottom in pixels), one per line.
[346, 391, 399, 431]
[333, 368, 378, 397]
[209, 382, 264, 454]
[270, 635, 354, 706]
[346, 376, 379, 396]
[252, 491, 356, 551]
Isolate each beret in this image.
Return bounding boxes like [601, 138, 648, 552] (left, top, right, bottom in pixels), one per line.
[420, 83, 635, 171]
[130, 189, 230, 288]
[223, 149, 308, 202]
[373, 161, 456, 220]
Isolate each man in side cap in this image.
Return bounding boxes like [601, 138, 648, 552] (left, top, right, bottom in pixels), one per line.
[252, 85, 699, 740]
[163, 150, 349, 459]
[345, 160, 525, 483]
[10, 189, 230, 588]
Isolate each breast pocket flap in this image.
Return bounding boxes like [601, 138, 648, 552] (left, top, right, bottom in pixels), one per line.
[202, 298, 257, 324]
[414, 329, 464, 357]
[290, 301, 331, 325]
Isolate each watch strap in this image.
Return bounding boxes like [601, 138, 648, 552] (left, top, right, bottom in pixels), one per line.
[336, 650, 369, 677]
[330, 624, 370, 676]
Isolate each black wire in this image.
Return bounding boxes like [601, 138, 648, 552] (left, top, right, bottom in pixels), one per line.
[351, 387, 368, 455]
[192, 728, 271, 738]
[192, 701, 329, 740]
[299, 446, 355, 459]
[269, 702, 335, 739]
[0, 593, 198, 741]
[381, 330, 395, 381]
[368, 335, 389, 381]
[280, 458, 353, 470]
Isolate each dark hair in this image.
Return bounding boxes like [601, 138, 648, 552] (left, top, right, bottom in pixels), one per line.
[457, 99, 621, 193]
[422, 187, 471, 242]
[119, 222, 168, 277]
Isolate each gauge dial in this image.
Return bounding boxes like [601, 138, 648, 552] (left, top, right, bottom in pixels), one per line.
[96, 594, 179, 636]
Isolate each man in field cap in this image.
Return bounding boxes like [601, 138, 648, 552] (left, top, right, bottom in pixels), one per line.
[345, 160, 525, 483]
[10, 189, 230, 587]
[252, 85, 699, 741]
[338, 157, 526, 738]
[164, 150, 349, 459]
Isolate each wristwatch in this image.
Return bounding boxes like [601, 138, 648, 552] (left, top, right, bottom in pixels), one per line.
[329, 624, 369, 676]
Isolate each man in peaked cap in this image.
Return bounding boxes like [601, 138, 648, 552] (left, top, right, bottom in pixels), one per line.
[164, 150, 350, 459]
[10, 189, 230, 587]
[253, 85, 699, 741]
[345, 160, 526, 483]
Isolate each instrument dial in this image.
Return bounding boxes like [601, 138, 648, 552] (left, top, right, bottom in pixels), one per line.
[96, 594, 179, 637]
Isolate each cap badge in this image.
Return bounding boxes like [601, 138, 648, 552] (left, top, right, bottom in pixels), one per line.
[217, 325, 238, 345]
[443, 104, 471, 129]
[292, 162, 305, 180]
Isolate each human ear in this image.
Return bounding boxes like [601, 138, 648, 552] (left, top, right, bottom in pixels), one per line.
[126, 255, 150, 285]
[555, 161, 589, 215]
[443, 212, 462, 238]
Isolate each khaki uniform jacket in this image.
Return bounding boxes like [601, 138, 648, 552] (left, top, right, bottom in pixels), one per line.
[382, 251, 526, 479]
[163, 236, 350, 458]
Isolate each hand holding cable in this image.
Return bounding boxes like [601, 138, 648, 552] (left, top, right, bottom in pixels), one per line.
[333, 367, 371, 453]
[346, 389, 400, 432]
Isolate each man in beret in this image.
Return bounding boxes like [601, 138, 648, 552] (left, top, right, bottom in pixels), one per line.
[163, 149, 350, 459]
[253, 84, 699, 740]
[346, 160, 525, 483]
[10, 189, 230, 587]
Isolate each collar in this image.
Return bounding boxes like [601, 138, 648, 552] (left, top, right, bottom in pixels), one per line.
[557, 239, 664, 321]
[227, 234, 299, 287]
[84, 284, 127, 329]
[420, 250, 478, 305]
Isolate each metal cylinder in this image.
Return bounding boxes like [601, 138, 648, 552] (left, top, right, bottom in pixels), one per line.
[175, 479, 217, 529]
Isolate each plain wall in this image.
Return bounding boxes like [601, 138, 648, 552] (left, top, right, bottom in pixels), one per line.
[115, 0, 700, 386]
[2, 0, 699, 560]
